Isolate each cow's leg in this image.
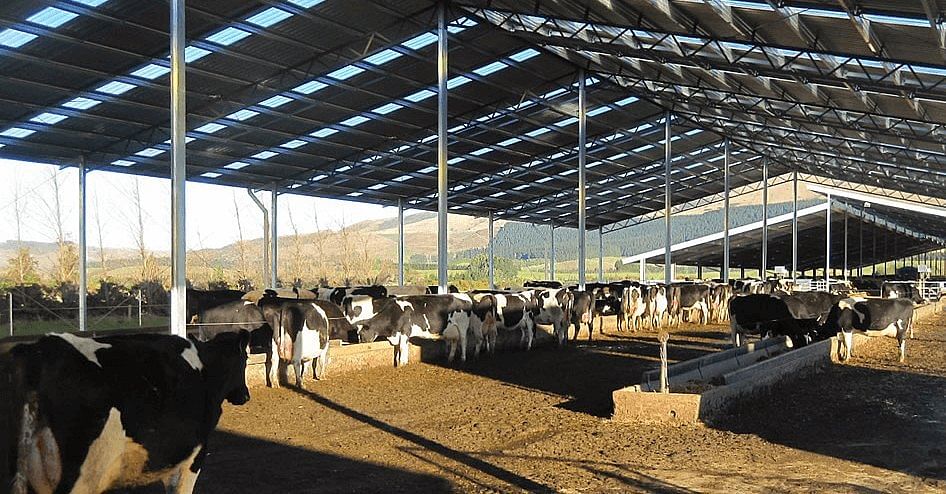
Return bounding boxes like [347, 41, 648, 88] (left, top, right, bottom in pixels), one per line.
[292, 358, 303, 388]
[163, 447, 202, 494]
[841, 330, 854, 361]
[458, 323, 468, 363]
[730, 319, 742, 348]
[267, 340, 279, 388]
[470, 322, 483, 359]
[525, 319, 535, 351]
[314, 341, 330, 380]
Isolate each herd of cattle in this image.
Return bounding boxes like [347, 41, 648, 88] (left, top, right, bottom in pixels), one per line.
[2, 278, 931, 493]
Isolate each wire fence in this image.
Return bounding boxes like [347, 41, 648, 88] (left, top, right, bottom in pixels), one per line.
[1, 290, 171, 338]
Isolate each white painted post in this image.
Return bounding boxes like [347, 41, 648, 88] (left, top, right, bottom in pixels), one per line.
[722, 139, 730, 283]
[577, 71, 587, 291]
[436, 3, 448, 295]
[792, 170, 798, 281]
[169, 0, 187, 337]
[270, 187, 278, 288]
[664, 113, 672, 285]
[137, 289, 142, 327]
[639, 258, 646, 282]
[658, 332, 669, 393]
[8, 292, 12, 337]
[397, 199, 405, 287]
[78, 158, 87, 332]
[825, 193, 832, 283]
[761, 158, 768, 279]
[488, 211, 495, 290]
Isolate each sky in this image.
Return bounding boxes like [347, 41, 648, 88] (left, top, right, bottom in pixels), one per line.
[0, 159, 400, 251]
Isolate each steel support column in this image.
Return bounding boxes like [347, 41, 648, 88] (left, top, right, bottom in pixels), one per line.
[722, 139, 730, 282]
[664, 112, 672, 284]
[169, 0, 187, 337]
[577, 71, 587, 290]
[792, 170, 798, 281]
[436, 2, 448, 294]
[270, 187, 278, 288]
[488, 211, 495, 289]
[761, 159, 768, 278]
[843, 208, 848, 281]
[78, 158, 87, 332]
[639, 258, 646, 281]
[397, 199, 405, 287]
[825, 193, 832, 283]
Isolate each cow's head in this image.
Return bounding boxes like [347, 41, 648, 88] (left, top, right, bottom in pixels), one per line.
[199, 330, 252, 407]
[358, 323, 379, 344]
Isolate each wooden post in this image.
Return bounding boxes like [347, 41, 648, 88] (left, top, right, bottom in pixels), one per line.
[658, 331, 670, 393]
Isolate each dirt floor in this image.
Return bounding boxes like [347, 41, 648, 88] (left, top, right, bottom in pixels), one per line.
[196, 312, 946, 493]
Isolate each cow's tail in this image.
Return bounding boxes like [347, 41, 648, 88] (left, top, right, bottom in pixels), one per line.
[730, 316, 744, 348]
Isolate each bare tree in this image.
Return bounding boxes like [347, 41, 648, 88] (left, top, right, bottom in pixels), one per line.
[337, 216, 353, 285]
[287, 206, 307, 284]
[127, 178, 150, 281]
[93, 194, 108, 280]
[7, 177, 37, 284]
[311, 205, 327, 284]
[38, 169, 77, 285]
[233, 192, 249, 282]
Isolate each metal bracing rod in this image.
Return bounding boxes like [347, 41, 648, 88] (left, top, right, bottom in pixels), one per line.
[664, 112, 672, 284]
[550, 223, 556, 280]
[577, 70, 587, 291]
[246, 190, 270, 286]
[792, 169, 799, 281]
[722, 138, 730, 283]
[169, 0, 187, 338]
[78, 158, 87, 333]
[436, 2, 448, 295]
[825, 193, 832, 282]
[761, 158, 769, 278]
[398, 199, 405, 287]
[598, 226, 604, 283]
[488, 211, 495, 290]
[270, 187, 278, 288]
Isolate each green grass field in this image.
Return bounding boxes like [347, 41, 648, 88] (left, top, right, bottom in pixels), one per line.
[8, 314, 168, 337]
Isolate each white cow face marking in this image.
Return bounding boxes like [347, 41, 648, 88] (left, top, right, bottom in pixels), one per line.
[179, 339, 203, 371]
[53, 333, 111, 368]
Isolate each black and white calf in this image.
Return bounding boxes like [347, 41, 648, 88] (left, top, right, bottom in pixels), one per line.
[827, 297, 915, 362]
[5, 331, 250, 494]
[489, 291, 539, 351]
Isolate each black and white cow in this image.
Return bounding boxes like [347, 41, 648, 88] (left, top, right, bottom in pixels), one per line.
[669, 284, 710, 327]
[5, 331, 250, 494]
[425, 284, 460, 294]
[826, 297, 915, 362]
[258, 294, 354, 387]
[531, 288, 572, 346]
[708, 283, 732, 323]
[186, 289, 246, 323]
[620, 284, 648, 332]
[486, 291, 538, 351]
[646, 285, 669, 329]
[567, 290, 594, 342]
[881, 282, 925, 304]
[316, 285, 388, 307]
[524, 280, 564, 289]
[729, 293, 839, 347]
[355, 294, 476, 365]
[588, 283, 626, 336]
[341, 294, 393, 331]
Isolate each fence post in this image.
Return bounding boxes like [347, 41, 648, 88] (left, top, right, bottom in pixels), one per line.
[137, 289, 143, 327]
[658, 331, 669, 393]
[8, 292, 12, 337]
